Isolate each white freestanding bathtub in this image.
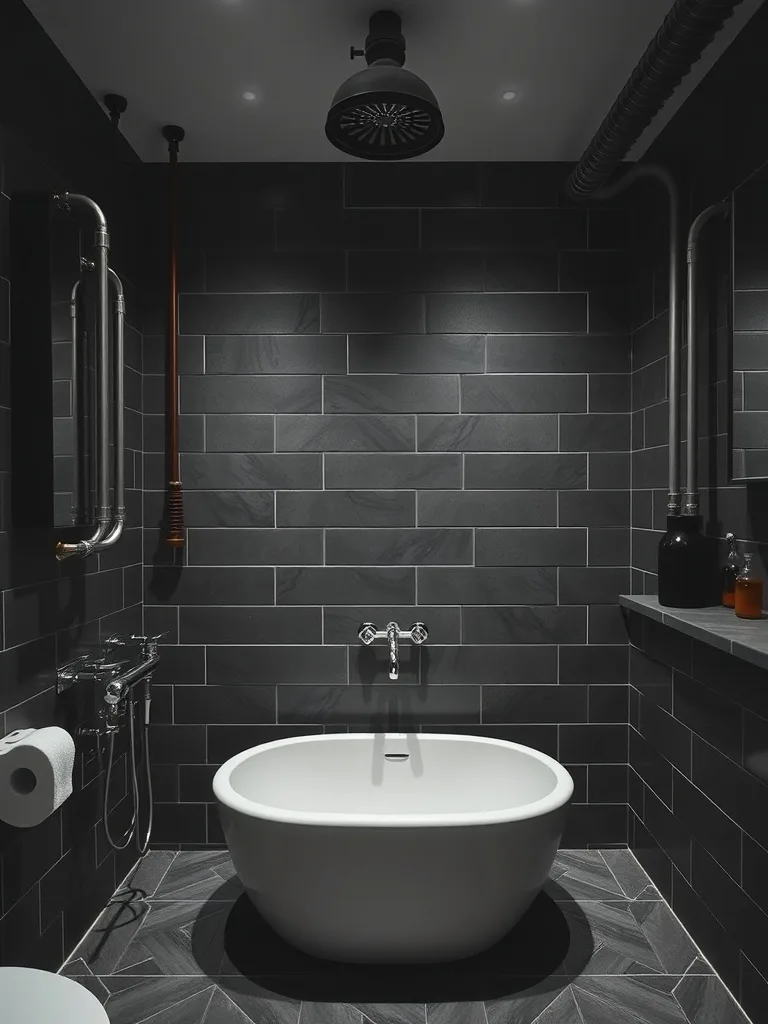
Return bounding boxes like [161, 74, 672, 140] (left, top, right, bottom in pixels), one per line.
[213, 732, 573, 963]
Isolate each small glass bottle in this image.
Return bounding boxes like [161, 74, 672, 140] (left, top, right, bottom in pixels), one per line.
[722, 533, 741, 608]
[735, 553, 764, 620]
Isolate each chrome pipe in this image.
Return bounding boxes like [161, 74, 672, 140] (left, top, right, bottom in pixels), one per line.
[683, 199, 730, 516]
[69, 278, 81, 526]
[587, 164, 683, 515]
[54, 193, 112, 561]
[93, 269, 126, 551]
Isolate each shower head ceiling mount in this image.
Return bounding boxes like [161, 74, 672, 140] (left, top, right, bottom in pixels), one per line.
[325, 10, 444, 161]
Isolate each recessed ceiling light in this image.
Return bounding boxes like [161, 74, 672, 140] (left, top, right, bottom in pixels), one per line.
[242, 90, 259, 102]
[501, 90, 518, 101]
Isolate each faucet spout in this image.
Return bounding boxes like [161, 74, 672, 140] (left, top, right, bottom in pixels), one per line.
[386, 622, 399, 681]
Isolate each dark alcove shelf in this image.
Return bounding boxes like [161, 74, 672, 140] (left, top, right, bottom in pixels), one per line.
[620, 594, 768, 672]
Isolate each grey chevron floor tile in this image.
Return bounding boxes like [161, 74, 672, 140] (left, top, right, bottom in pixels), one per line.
[112, 901, 230, 976]
[66, 893, 150, 974]
[154, 851, 241, 901]
[301, 1003, 365, 1024]
[103, 976, 215, 1024]
[139, 988, 216, 1024]
[486, 979, 572, 1024]
[572, 977, 687, 1024]
[120, 850, 179, 899]
[560, 900, 665, 975]
[683, 958, 712, 976]
[531, 988, 582, 1024]
[356, 1003, 427, 1024]
[112, 956, 166, 977]
[427, 1002, 487, 1024]
[216, 976, 302, 1024]
[547, 851, 625, 900]
[599, 850, 660, 901]
[69, 974, 111, 1004]
[60, 957, 93, 977]
[629, 900, 707, 975]
[673, 974, 752, 1024]
[204, 986, 263, 1023]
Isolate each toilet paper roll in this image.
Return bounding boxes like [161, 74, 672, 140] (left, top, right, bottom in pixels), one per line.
[0, 727, 75, 828]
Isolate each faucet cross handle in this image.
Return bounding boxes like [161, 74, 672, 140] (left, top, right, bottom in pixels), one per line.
[409, 622, 428, 645]
[105, 632, 169, 657]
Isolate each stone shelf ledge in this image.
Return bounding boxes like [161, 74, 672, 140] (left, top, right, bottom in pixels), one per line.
[619, 594, 768, 673]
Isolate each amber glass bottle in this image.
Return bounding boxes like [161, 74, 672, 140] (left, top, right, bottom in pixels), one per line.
[735, 553, 764, 620]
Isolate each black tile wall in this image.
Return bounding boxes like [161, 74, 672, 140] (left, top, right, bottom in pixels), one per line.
[143, 161, 632, 854]
[0, 0, 144, 971]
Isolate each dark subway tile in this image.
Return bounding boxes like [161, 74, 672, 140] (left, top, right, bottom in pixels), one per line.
[348, 250, 485, 292]
[426, 293, 587, 334]
[187, 528, 322, 566]
[349, 644, 420, 685]
[179, 294, 319, 334]
[205, 415, 274, 452]
[559, 644, 628, 684]
[587, 764, 628, 803]
[205, 250, 344, 292]
[206, 645, 346, 685]
[207, 725, 322, 763]
[476, 528, 587, 566]
[143, 413, 204, 453]
[482, 684, 587, 724]
[485, 250, 559, 291]
[174, 685, 276, 725]
[0, 635, 56, 712]
[422, 645, 558, 684]
[465, 453, 586, 490]
[276, 206, 418, 249]
[630, 646, 673, 710]
[631, 728, 673, 807]
[734, 290, 768, 332]
[181, 453, 322, 489]
[673, 672, 742, 763]
[558, 567, 630, 604]
[277, 490, 415, 527]
[151, 804, 207, 845]
[420, 208, 586, 250]
[588, 605, 629, 644]
[461, 374, 587, 413]
[277, 566, 415, 605]
[640, 618, 692, 674]
[325, 374, 459, 413]
[145, 489, 274, 528]
[744, 711, 768, 789]
[417, 414, 558, 452]
[589, 208, 629, 250]
[487, 334, 629, 373]
[325, 453, 460, 490]
[430, 723, 559, 757]
[180, 375, 321, 413]
[178, 765, 218, 803]
[588, 684, 629, 723]
[462, 606, 587, 645]
[589, 373, 631, 413]
[558, 490, 629, 527]
[560, 413, 630, 451]
[143, 606, 179, 645]
[325, 528, 472, 566]
[589, 452, 630, 489]
[345, 163, 481, 207]
[639, 693, 692, 775]
[145, 566, 274, 605]
[179, 607, 321, 644]
[742, 835, 768, 918]
[740, 953, 768, 1024]
[348, 334, 484, 374]
[151, 645, 206, 685]
[277, 414, 415, 452]
[481, 162, 575, 207]
[673, 773, 743, 885]
[150, 725, 206, 764]
[417, 567, 557, 605]
[588, 528, 630, 566]
[321, 293, 425, 334]
[644, 787, 691, 879]
[417, 490, 557, 527]
[205, 335, 347, 374]
[671, 867, 740, 988]
[278, 684, 480, 726]
[562, 803, 628, 847]
[560, 723, 627, 763]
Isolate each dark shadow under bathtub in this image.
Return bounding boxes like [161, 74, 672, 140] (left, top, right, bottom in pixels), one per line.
[191, 879, 594, 1003]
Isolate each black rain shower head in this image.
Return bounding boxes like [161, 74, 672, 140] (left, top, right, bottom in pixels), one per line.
[325, 10, 444, 161]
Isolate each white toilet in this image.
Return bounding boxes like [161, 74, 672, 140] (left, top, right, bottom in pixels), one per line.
[0, 967, 109, 1023]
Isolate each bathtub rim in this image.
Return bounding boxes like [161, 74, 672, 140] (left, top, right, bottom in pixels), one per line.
[212, 732, 574, 829]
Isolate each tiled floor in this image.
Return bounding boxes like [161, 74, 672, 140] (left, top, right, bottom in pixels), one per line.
[61, 849, 752, 1024]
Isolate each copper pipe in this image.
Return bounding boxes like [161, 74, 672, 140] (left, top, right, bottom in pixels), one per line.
[162, 125, 186, 548]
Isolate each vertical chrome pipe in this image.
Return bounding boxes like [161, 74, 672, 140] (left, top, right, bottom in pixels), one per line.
[585, 164, 683, 514]
[683, 200, 730, 515]
[69, 278, 81, 525]
[95, 269, 126, 550]
[55, 194, 111, 560]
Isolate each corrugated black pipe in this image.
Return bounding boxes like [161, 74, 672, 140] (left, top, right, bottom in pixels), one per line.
[567, 0, 744, 199]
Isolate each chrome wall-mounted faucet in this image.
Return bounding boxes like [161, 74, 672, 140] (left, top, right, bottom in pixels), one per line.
[357, 621, 428, 680]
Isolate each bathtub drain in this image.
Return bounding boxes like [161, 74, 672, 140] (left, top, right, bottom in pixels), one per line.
[384, 753, 410, 761]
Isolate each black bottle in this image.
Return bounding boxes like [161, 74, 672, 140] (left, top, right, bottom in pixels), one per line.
[658, 515, 716, 608]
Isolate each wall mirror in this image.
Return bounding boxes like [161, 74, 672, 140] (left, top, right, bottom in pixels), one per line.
[731, 159, 768, 480]
[11, 195, 97, 530]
